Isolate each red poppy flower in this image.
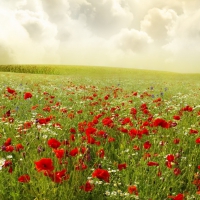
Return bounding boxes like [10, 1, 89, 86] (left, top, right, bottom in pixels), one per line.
[43, 106, 51, 112]
[86, 135, 96, 144]
[165, 161, 173, 168]
[37, 117, 52, 125]
[31, 105, 38, 110]
[92, 168, 110, 182]
[80, 181, 95, 192]
[97, 149, 105, 158]
[24, 92, 32, 100]
[23, 121, 32, 129]
[34, 158, 54, 172]
[3, 110, 11, 118]
[97, 130, 107, 138]
[70, 128, 76, 134]
[7, 87, 16, 94]
[173, 138, 180, 144]
[4, 138, 12, 146]
[129, 128, 138, 139]
[173, 115, 181, 120]
[85, 127, 96, 136]
[128, 185, 138, 195]
[190, 129, 198, 134]
[133, 145, 140, 150]
[143, 152, 151, 160]
[118, 163, 127, 171]
[50, 169, 69, 183]
[140, 103, 148, 110]
[196, 138, 200, 144]
[168, 193, 184, 200]
[18, 174, 30, 183]
[108, 137, 115, 142]
[102, 117, 114, 128]
[53, 149, 65, 159]
[182, 105, 193, 112]
[174, 168, 181, 176]
[2, 160, 12, 168]
[47, 138, 61, 149]
[143, 141, 151, 149]
[15, 143, 24, 151]
[121, 117, 131, 125]
[153, 98, 162, 103]
[147, 161, 159, 166]
[75, 161, 88, 171]
[69, 147, 79, 156]
[5, 145, 14, 152]
[166, 154, 175, 162]
[130, 107, 137, 115]
[153, 118, 169, 128]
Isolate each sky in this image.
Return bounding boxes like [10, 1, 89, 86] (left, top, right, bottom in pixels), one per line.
[0, 0, 200, 73]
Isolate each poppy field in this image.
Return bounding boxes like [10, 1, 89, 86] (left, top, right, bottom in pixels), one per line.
[0, 68, 200, 200]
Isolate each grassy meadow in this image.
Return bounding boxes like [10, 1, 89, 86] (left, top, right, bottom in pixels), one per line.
[0, 65, 200, 200]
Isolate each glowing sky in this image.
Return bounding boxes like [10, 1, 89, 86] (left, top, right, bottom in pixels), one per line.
[1, 0, 200, 73]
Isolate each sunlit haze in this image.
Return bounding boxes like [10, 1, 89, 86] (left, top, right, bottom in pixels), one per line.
[1, 0, 200, 73]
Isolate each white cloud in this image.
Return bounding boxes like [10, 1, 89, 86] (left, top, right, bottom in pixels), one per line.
[141, 8, 178, 44]
[111, 28, 153, 53]
[0, 41, 15, 64]
[68, 0, 134, 38]
[0, 0, 200, 72]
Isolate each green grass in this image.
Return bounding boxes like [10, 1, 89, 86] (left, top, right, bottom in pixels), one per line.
[0, 66, 199, 200]
[0, 64, 200, 80]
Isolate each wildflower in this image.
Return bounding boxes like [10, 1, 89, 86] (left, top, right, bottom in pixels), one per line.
[190, 129, 198, 134]
[5, 145, 14, 152]
[147, 161, 159, 166]
[97, 149, 105, 158]
[196, 138, 200, 144]
[69, 147, 79, 156]
[49, 169, 69, 183]
[143, 141, 151, 150]
[153, 118, 169, 128]
[102, 117, 114, 128]
[174, 168, 181, 176]
[34, 158, 54, 172]
[24, 92, 32, 100]
[166, 154, 175, 162]
[182, 105, 193, 112]
[47, 138, 61, 149]
[173, 138, 180, 144]
[4, 138, 12, 146]
[118, 163, 127, 171]
[133, 145, 140, 150]
[18, 174, 30, 183]
[7, 87, 16, 94]
[92, 168, 110, 182]
[168, 193, 184, 200]
[3, 110, 11, 118]
[53, 148, 65, 159]
[80, 181, 95, 192]
[130, 108, 137, 115]
[128, 185, 138, 195]
[173, 115, 181, 120]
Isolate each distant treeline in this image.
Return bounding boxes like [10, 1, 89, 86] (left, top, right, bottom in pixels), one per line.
[0, 65, 57, 74]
